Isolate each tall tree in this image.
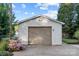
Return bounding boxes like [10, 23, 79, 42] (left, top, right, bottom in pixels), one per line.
[0, 3, 15, 39]
[57, 3, 77, 38]
[75, 4, 79, 30]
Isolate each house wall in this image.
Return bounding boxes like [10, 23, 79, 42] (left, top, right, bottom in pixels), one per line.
[18, 18, 62, 45]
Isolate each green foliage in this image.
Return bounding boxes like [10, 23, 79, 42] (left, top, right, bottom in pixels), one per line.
[0, 4, 10, 37]
[0, 3, 15, 40]
[75, 4, 79, 29]
[63, 39, 79, 44]
[58, 3, 79, 38]
[74, 30, 79, 40]
[0, 40, 8, 51]
[0, 51, 13, 56]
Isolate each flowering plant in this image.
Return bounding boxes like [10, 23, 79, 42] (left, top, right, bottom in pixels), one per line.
[8, 40, 25, 51]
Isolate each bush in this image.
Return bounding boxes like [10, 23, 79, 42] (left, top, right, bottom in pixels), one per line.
[8, 40, 25, 51]
[63, 39, 79, 44]
[0, 51, 13, 56]
[0, 40, 8, 51]
[0, 35, 10, 41]
[74, 30, 79, 40]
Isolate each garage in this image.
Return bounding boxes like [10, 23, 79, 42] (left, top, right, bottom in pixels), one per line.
[28, 27, 52, 45]
[18, 15, 64, 45]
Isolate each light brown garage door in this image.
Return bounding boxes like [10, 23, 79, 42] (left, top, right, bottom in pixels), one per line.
[28, 27, 52, 45]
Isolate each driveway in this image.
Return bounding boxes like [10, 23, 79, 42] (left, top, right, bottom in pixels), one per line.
[13, 45, 79, 56]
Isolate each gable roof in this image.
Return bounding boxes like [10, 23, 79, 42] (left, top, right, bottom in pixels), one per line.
[18, 15, 65, 25]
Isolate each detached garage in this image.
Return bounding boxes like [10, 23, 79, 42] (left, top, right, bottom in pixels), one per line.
[18, 15, 64, 45]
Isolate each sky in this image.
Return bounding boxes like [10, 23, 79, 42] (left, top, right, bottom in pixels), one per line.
[12, 3, 59, 21]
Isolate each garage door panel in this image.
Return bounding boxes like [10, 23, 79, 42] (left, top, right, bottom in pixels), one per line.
[28, 27, 52, 45]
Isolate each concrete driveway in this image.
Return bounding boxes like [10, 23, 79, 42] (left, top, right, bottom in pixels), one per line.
[13, 45, 79, 56]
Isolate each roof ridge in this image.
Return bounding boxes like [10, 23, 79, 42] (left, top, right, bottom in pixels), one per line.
[18, 15, 64, 25]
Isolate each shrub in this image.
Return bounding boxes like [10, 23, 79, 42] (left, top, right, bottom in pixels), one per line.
[8, 40, 25, 51]
[0, 40, 8, 51]
[74, 30, 79, 40]
[0, 35, 10, 41]
[63, 39, 79, 44]
[0, 51, 13, 56]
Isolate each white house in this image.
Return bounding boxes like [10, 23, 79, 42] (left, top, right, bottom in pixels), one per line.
[17, 15, 64, 45]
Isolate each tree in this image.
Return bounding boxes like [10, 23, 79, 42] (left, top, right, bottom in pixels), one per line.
[75, 4, 79, 30]
[74, 29, 79, 40]
[0, 3, 15, 40]
[57, 3, 77, 38]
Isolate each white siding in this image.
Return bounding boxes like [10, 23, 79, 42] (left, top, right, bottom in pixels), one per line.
[18, 18, 62, 45]
[52, 23, 62, 45]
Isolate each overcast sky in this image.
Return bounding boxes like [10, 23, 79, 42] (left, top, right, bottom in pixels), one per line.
[12, 3, 59, 21]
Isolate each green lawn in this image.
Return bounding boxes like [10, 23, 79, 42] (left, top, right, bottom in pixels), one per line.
[63, 39, 79, 44]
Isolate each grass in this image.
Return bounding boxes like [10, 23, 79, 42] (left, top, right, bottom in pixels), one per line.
[63, 38, 79, 44]
[0, 38, 9, 51]
[0, 40, 8, 51]
[0, 38, 13, 56]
